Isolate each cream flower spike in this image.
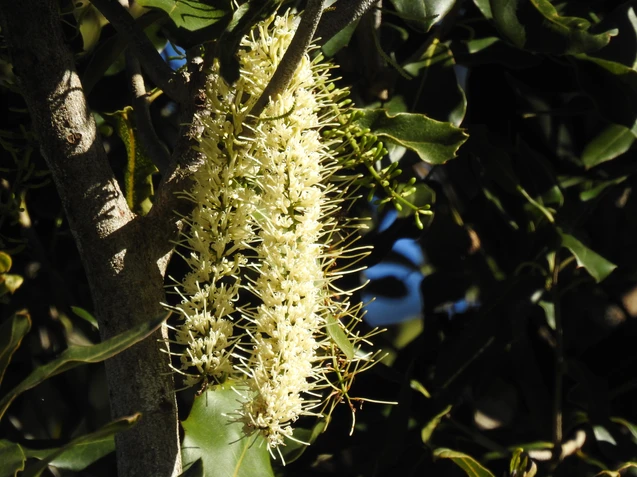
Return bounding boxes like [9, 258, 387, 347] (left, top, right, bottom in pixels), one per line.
[171, 10, 383, 453]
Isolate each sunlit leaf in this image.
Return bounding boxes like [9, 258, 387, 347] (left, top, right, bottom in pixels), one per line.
[106, 107, 158, 215]
[558, 229, 617, 282]
[0, 440, 25, 477]
[354, 109, 468, 165]
[0, 275, 23, 297]
[595, 463, 637, 477]
[325, 314, 355, 360]
[0, 311, 30, 387]
[70, 306, 99, 329]
[21, 416, 137, 476]
[181, 382, 274, 477]
[421, 404, 452, 443]
[136, 0, 231, 31]
[582, 124, 635, 169]
[0, 252, 11, 274]
[434, 448, 496, 476]
[0, 313, 168, 420]
[490, 0, 614, 54]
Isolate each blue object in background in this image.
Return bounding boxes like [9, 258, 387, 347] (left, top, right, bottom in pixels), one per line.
[162, 42, 187, 71]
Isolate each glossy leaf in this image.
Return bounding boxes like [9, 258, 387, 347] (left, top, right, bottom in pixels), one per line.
[107, 107, 158, 215]
[181, 382, 274, 477]
[0, 252, 11, 273]
[21, 416, 137, 476]
[490, 0, 613, 54]
[559, 229, 617, 283]
[0, 313, 167, 420]
[353, 109, 468, 165]
[0, 311, 30, 386]
[434, 448, 496, 477]
[389, 0, 456, 32]
[136, 0, 230, 31]
[582, 124, 635, 169]
[70, 306, 99, 329]
[0, 275, 23, 296]
[0, 440, 25, 477]
[325, 314, 355, 360]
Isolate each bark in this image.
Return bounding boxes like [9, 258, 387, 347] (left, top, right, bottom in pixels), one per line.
[0, 1, 181, 475]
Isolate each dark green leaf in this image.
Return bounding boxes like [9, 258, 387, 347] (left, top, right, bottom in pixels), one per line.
[325, 314, 355, 360]
[321, 20, 358, 57]
[179, 459, 204, 477]
[74, 3, 107, 55]
[558, 229, 617, 282]
[573, 55, 637, 135]
[136, 0, 230, 31]
[472, 0, 492, 19]
[0, 440, 25, 477]
[181, 382, 274, 477]
[595, 463, 637, 477]
[70, 306, 99, 329]
[106, 107, 158, 215]
[453, 37, 541, 69]
[582, 124, 635, 169]
[277, 421, 325, 465]
[21, 415, 138, 477]
[389, 0, 456, 32]
[0, 312, 167, 420]
[490, 0, 614, 54]
[0, 311, 31, 387]
[353, 109, 468, 165]
[434, 448, 496, 476]
[579, 177, 627, 202]
[421, 404, 451, 443]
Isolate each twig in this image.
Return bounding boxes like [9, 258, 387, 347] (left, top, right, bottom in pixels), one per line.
[126, 51, 171, 174]
[250, 0, 326, 118]
[314, 0, 378, 45]
[551, 252, 564, 465]
[90, 0, 187, 102]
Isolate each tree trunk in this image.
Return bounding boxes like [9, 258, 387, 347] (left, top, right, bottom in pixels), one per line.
[0, 1, 181, 475]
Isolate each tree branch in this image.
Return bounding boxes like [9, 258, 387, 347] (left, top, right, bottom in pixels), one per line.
[90, 0, 188, 102]
[251, 0, 326, 118]
[314, 0, 378, 45]
[126, 51, 171, 174]
[0, 1, 181, 475]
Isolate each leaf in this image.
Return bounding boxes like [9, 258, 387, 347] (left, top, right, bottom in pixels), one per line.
[472, 0, 492, 19]
[353, 109, 468, 165]
[573, 54, 637, 135]
[277, 421, 325, 465]
[0, 275, 23, 296]
[388, 0, 456, 32]
[106, 107, 158, 215]
[0, 312, 167, 421]
[321, 20, 358, 57]
[421, 404, 451, 443]
[0, 252, 11, 274]
[73, 2, 108, 55]
[325, 314, 355, 360]
[558, 229, 617, 282]
[136, 0, 231, 31]
[71, 306, 99, 329]
[490, 0, 614, 54]
[181, 382, 274, 477]
[582, 124, 635, 169]
[0, 311, 30, 387]
[453, 37, 541, 69]
[0, 440, 25, 477]
[21, 415, 138, 477]
[433, 448, 496, 477]
[179, 459, 204, 477]
[579, 176, 627, 202]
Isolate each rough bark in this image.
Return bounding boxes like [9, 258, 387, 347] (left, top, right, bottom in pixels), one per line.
[0, 1, 181, 475]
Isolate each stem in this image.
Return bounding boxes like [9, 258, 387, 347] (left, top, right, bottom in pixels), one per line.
[251, 0, 326, 118]
[314, 0, 379, 45]
[551, 251, 564, 463]
[90, 0, 187, 102]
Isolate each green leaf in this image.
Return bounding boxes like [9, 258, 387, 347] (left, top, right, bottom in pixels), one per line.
[71, 306, 99, 329]
[472, 0, 492, 19]
[181, 382, 274, 477]
[490, 0, 614, 54]
[325, 314, 355, 360]
[74, 3, 107, 55]
[21, 415, 138, 477]
[582, 124, 635, 169]
[558, 229, 617, 282]
[277, 421, 325, 465]
[579, 176, 627, 202]
[136, 0, 231, 31]
[573, 55, 637, 135]
[0, 312, 167, 421]
[353, 109, 468, 165]
[595, 463, 637, 477]
[0, 274, 23, 296]
[421, 404, 451, 443]
[388, 0, 456, 32]
[321, 20, 358, 57]
[106, 107, 158, 215]
[433, 448, 496, 477]
[0, 440, 25, 477]
[0, 311, 31, 387]
[0, 252, 12, 274]
[179, 459, 204, 477]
